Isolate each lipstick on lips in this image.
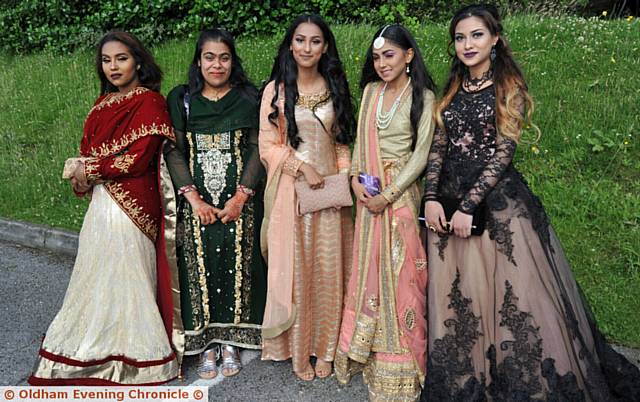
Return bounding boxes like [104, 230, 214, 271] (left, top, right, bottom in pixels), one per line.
[463, 51, 478, 59]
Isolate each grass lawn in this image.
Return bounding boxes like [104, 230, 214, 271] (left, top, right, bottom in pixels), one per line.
[0, 15, 638, 346]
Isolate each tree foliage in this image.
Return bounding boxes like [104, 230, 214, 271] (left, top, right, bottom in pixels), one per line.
[0, 0, 588, 54]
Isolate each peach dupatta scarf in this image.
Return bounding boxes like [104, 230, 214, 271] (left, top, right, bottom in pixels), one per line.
[258, 81, 297, 339]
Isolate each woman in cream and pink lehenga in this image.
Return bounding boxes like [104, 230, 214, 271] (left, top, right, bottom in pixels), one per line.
[335, 25, 436, 402]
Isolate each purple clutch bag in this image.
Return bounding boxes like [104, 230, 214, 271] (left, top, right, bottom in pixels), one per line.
[358, 172, 381, 196]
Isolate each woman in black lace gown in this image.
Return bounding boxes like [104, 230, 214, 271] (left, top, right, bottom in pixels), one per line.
[420, 5, 640, 401]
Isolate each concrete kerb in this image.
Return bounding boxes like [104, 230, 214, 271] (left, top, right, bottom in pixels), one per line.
[0, 218, 78, 256]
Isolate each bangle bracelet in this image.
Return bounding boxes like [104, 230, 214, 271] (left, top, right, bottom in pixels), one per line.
[237, 184, 255, 197]
[178, 184, 198, 195]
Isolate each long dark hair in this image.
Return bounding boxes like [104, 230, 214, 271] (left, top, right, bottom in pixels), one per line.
[360, 24, 436, 150]
[95, 31, 162, 94]
[188, 28, 258, 101]
[437, 4, 536, 142]
[265, 14, 355, 148]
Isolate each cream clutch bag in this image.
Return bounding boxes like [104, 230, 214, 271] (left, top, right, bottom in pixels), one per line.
[294, 173, 353, 215]
[62, 157, 87, 179]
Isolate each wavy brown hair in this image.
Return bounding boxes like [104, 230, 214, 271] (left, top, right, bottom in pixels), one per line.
[437, 4, 537, 142]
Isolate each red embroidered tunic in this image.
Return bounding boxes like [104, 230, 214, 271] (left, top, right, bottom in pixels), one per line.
[80, 87, 175, 241]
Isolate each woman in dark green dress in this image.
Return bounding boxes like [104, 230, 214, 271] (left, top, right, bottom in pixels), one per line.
[165, 28, 266, 379]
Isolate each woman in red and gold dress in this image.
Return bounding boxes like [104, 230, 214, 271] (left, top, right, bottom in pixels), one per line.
[28, 32, 181, 385]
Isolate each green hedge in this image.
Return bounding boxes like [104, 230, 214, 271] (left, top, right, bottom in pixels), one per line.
[0, 0, 588, 54]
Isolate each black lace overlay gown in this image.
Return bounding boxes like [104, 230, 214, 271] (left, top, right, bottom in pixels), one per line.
[420, 85, 640, 402]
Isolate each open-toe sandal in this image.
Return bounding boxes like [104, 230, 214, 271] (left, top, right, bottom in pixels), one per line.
[220, 345, 242, 377]
[295, 364, 315, 381]
[314, 359, 332, 378]
[197, 345, 220, 379]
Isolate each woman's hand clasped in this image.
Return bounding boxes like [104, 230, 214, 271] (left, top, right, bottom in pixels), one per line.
[366, 194, 389, 215]
[300, 163, 324, 189]
[424, 200, 447, 234]
[70, 161, 91, 194]
[450, 210, 473, 238]
[192, 200, 220, 225]
[184, 191, 219, 225]
[351, 176, 371, 204]
[217, 192, 249, 224]
[351, 176, 387, 214]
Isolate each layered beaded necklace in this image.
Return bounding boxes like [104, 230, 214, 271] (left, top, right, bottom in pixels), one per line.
[376, 78, 411, 129]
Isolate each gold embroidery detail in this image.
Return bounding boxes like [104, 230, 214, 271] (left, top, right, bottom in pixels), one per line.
[403, 308, 416, 331]
[233, 130, 244, 324]
[414, 258, 427, 272]
[282, 156, 303, 176]
[367, 295, 379, 312]
[84, 158, 100, 181]
[347, 313, 377, 364]
[296, 90, 331, 110]
[111, 153, 137, 173]
[336, 144, 351, 160]
[187, 132, 210, 327]
[104, 182, 157, 241]
[90, 123, 175, 159]
[195, 132, 231, 150]
[381, 182, 402, 204]
[89, 87, 150, 113]
[362, 358, 421, 402]
[334, 349, 364, 385]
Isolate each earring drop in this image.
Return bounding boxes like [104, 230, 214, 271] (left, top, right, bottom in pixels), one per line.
[406, 64, 410, 74]
[136, 65, 140, 70]
[490, 46, 496, 62]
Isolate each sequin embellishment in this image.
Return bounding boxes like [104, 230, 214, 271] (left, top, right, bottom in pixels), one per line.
[404, 308, 416, 330]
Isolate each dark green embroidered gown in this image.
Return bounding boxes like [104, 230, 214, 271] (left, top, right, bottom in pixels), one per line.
[166, 85, 266, 354]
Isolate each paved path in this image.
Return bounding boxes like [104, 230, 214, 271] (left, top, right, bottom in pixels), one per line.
[0, 240, 367, 401]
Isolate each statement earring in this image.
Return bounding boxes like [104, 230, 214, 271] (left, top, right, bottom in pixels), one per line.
[406, 63, 410, 74]
[490, 46, 496, 62]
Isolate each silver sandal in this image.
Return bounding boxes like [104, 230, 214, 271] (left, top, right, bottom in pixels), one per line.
[220, 345, 242, 377]
[197, 345, 220, 379]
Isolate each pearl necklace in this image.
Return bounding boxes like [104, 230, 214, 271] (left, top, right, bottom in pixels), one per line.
[376, 78, 411, 129]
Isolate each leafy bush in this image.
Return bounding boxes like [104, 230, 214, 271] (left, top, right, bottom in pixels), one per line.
[0, 0, 590, 54]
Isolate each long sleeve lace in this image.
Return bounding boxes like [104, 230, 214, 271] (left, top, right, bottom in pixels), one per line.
[459, 91, 524, 214]
[423, 126, 447, 201]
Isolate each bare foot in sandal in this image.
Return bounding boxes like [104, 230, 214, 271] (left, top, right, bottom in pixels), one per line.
[295, 364, 315, 381]
[314, 359, 332, 378]
[221, 345, 242, 377]
[197, 346, 219, 379]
